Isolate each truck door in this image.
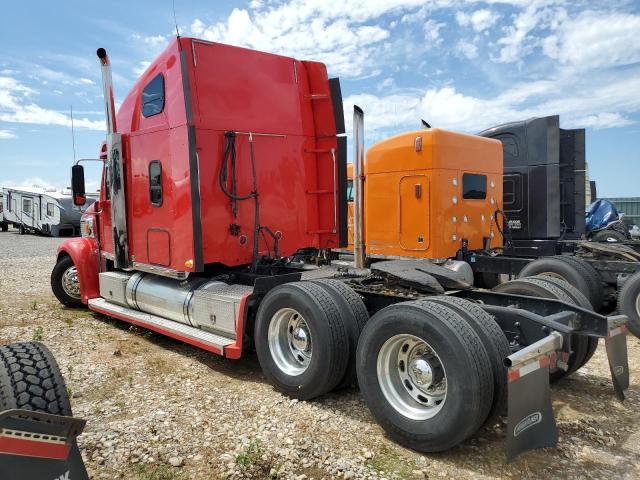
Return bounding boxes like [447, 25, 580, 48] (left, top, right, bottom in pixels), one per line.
[399, 175, 429, 251]
[22, 196, 34, 228]
[127, 72, 174, 269]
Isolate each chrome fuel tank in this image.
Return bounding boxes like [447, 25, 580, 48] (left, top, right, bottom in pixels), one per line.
[125, 272, 207, 325]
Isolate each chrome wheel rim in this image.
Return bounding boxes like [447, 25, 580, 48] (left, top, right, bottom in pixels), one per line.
[268, 308, 312, 376]
[377, 334, 447, 420]
[61, 266, 80, 299]
[635, 293, 640, 318]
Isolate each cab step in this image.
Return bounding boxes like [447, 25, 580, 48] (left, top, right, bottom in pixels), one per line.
[88, 298, 235, 355]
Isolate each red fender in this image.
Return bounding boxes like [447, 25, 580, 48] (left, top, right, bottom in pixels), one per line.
[56, 238, 100, 305]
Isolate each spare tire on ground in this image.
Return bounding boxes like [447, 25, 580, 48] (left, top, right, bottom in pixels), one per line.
[0, 342, 72, 415]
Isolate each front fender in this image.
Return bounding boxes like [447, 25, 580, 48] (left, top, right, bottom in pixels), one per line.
[56, 238, 100, 305]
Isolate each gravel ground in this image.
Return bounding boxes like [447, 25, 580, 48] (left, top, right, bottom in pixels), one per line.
[1, 228, 639, 480]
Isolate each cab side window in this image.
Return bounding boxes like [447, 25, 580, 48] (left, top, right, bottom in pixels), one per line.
[149, 161, 163, 207]
[462, 173, 487, 200]
[141, 74, 165, 118]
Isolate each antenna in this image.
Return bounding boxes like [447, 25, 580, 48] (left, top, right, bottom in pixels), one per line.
[172, 0, 180, 37]
[70, 105, 77, 163]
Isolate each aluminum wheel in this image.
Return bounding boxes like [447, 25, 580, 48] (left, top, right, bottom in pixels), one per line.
[61, 266, 80, 299]
[377, 334, 447, 420]
[268, 308, 312, 376]
[636, 293, 640, 318]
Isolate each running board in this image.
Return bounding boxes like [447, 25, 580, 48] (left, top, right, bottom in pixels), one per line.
[88, 298, 235, 355]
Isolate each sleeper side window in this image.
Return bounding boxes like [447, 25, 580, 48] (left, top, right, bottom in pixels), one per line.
[141, 74, 165, 118]
[462, 173, 487, 200]
[346, 179, 354, 202]
[149, 161, 163, 207]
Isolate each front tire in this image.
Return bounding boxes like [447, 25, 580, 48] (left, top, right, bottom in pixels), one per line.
[51, 255, 83, 308]
[356, 301, 493, 452]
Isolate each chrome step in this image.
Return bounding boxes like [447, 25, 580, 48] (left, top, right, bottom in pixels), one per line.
[88, 298, 235, 354]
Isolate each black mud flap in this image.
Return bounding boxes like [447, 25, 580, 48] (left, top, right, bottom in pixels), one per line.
[0, 409, 88, 480]
[605, 325, 630, 401]
[506, 355, 558, 462]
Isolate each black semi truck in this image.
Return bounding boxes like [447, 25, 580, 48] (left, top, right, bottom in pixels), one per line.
[467, 115, 640, 336]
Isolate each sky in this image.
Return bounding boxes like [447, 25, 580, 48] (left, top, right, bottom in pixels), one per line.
[0, 0, 639, 196]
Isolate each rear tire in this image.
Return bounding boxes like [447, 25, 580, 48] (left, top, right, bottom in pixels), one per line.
[493, 277, 589, 381]
[618, 271, 640, 339]
[553, 256, 603, 311]
[518, 257, 594, 308]
[356, 301, 493, 452]
[0, 342, 72, 415]
[426, 296, 509, 427]
[0, 223, 7, 232]
[254, 282, 349, 400]
[309, 279, 368, 389]
[51, 255, 83, 308]
[530, 274, 599, 370]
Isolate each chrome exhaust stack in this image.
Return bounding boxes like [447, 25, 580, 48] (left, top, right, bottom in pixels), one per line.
[353, 106, 365, 269]
[97, 48, 117, 135]
[97, 48, 130, 269]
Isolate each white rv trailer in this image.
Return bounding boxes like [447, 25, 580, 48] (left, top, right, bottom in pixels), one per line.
[1, 186, 95, 236]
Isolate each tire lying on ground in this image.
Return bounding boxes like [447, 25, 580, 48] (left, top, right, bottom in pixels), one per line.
[356, 300, 494, 452]
[51, 255, 83, 308]
[618, 271, 640, 339]
[254, 281, 350, 400]
[426, 296, 510, 428]
[308, 279, 369, 390]
[493, 277, 591, 381]
[0, 342, 72, 415]
[591, 229, 628, 243]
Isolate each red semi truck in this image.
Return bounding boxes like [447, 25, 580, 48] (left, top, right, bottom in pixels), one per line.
[51, 37, 630, 460]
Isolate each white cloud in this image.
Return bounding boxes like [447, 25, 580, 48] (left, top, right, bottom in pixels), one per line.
[572, 113, 633, 130]
[456, 9, 500, 32]
[0, 76, 104, 130]
[0, 129, 17, 139]
[424, 19, 445, 44]
[456, 39, 479, 59]
[343, 71, 640, 134]
[187, 0, 432, 77]
[542, 11, 640, 71]
[494, 3, 565, 63]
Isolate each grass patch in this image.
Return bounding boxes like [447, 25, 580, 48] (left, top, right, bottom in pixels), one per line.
[235, 439, 280, 478]
[32, 325, 43, 341]
[365, 447, 419, 479]
[134, 464, 183, 480]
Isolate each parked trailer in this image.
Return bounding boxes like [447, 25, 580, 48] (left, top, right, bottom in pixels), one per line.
[470, 115, 640, 336]
[1, 186, 95, 236]
[0, 193, 7, 232]
[51, 39, 630, 461]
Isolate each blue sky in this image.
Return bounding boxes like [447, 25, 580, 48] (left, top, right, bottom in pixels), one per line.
[1, 0, 639, 196]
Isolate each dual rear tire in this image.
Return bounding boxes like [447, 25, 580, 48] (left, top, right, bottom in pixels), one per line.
[254, 280, 367, 400]
[255, 281, 509, 452]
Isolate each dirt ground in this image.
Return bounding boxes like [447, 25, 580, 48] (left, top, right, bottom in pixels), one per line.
[1, 229, 639, 479]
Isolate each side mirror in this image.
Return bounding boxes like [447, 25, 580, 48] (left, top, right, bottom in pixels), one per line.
[71, 165, 86, 206]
